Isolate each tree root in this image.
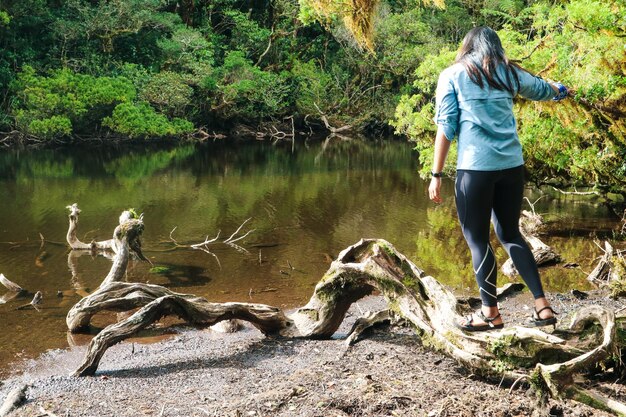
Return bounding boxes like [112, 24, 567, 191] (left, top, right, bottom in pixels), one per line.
[344, 309, 393, 346]
[66, 210, 626, 415]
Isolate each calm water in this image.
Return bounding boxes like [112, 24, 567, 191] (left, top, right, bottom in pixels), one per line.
[0, 138, 617, 377]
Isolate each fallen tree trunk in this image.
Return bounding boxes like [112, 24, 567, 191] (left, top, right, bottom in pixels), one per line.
[67, 211, 625, 414]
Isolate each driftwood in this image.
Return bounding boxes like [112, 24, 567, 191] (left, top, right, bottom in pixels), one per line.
[588, 241, 623, 284]
[66, 211, 625, 414]
[587, 241, 626, 297]
[0, 274, 27, 305]
[502, 209, 561, 277]
[66, 203, 116, 251]
[0, 384, 28, 417]
[16, 291, 43, 311]
[166, 218, 255, 262]
[344, 309, 393, 346]
[0, 274, 23, 293]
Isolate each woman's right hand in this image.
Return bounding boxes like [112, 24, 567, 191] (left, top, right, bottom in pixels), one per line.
[429, 177, 442, 203]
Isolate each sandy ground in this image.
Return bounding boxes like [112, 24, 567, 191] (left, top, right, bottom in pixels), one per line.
[0, 293, 623, 417]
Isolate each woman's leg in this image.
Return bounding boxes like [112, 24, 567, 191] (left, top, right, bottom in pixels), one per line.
[455, 170, 500, 318]
[491, 166, 554, 318]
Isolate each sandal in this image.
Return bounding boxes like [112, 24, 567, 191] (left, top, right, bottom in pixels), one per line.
[529, 306, 558, 327]
[456, 310, 504, 332]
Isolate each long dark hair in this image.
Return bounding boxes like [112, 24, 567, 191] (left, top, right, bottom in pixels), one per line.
[456, 27, 520, 95]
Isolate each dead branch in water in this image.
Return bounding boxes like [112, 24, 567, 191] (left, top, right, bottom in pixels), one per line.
[169, 217, 255, 256]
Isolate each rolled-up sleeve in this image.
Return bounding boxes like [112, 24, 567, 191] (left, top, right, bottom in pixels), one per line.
[433, 71, 459, 141]
[515, 68, 555, 101]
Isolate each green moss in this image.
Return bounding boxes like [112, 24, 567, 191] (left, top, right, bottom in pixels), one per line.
[419, 331, 446, 351]
[487, 334, 519, 357]
[296, 308, 319, 321]
[149, 266, 171, 274]
[489, 359, 513, 373]
[443, 330, 462, 350]
[375, 275, 406, 296]
[568, 387, 619, 414]
[529, 368, 550, 400]
[378, 241, 396, 258]
[486, 334, 542, 369]
[401, 275, 419, 289]
[126, 208, 139, 219]
[387, 298, 401, 315]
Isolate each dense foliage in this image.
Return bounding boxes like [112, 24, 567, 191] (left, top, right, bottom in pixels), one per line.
[391, 0, 626, 190]
[0, 0, 624, 188]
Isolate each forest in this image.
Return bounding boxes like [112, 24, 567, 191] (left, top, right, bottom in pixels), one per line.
[0, 0, 625, 191]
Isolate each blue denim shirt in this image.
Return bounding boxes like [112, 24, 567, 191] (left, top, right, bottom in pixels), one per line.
[434, 63, 555, 171]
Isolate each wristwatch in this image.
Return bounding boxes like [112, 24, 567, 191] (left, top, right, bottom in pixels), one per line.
[431, 171, 444, 178]
[552, 82, 568, 101]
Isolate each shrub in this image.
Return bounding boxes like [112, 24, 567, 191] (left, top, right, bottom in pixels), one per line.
[214, 51, 289, 120]
[11, 66, 135, 138]
[139, 71, 194, 117]
[102, 101, 194, 138]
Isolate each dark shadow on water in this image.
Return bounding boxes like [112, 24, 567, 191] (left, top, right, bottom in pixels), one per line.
[145, 263, 211, 288]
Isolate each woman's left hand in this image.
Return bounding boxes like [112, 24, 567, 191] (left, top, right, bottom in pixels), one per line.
[429, 177, 442, 203]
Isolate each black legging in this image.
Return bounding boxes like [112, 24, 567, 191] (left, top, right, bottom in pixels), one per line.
[455, 165, 545, 307]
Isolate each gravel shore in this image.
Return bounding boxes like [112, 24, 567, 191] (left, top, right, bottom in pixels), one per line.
[0, 294, 621, 417]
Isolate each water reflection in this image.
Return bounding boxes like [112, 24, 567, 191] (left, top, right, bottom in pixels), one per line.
[0, 138, 617, 377]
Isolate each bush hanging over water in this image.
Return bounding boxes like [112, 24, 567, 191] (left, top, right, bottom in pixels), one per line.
[103, 102, 194, 139]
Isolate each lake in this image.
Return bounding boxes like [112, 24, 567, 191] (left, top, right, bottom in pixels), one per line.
[0, 137, 616, 377]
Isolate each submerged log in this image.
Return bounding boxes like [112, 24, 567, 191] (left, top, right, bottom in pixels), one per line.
[67, 212, 625, 414]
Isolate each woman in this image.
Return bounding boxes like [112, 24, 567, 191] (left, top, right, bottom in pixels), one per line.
[428, 27, 569, 332]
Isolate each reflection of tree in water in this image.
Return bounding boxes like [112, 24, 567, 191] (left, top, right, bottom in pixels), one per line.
[103, 145, 196, 186]
[67, 250, 114, 297]
[414, 206, 475, 291]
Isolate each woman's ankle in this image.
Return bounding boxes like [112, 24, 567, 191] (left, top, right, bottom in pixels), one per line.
[534, 297, 554, 318]
[481, 305, 500, 319]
